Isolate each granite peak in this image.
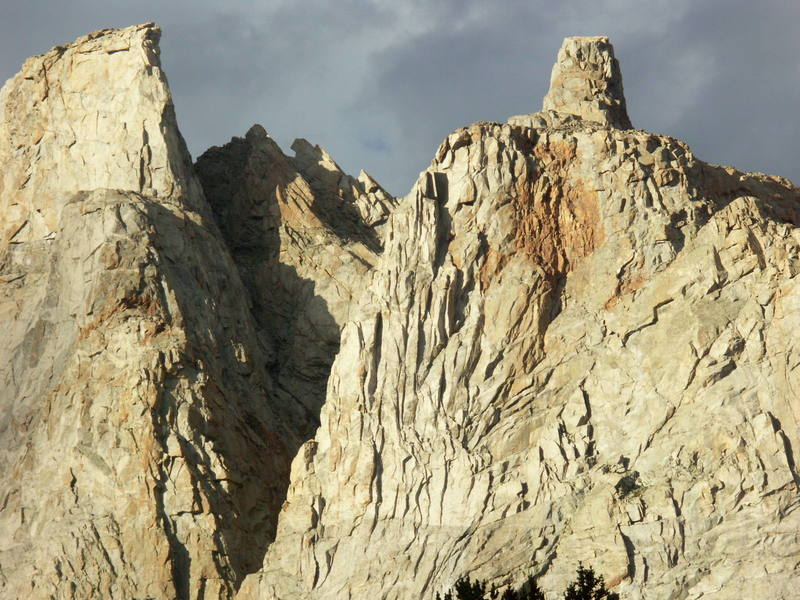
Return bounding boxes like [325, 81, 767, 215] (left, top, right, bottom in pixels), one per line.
[0, 24, 798, 600]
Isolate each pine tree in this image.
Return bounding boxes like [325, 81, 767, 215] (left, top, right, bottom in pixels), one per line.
[454, 577, 488, 600]
[562, 564, 619, 600]
[496, 574, 545, 600]
[438, 573, 545, 600]
[436, 563, 619, 600]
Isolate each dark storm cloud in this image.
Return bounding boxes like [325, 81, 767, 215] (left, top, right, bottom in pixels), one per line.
[1, 1, 798, 195]
[355, 0, 800, 192]
[647, 1, 800, 183]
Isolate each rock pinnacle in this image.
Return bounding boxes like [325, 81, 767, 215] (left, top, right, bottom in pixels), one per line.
[542, 36, 632, 129]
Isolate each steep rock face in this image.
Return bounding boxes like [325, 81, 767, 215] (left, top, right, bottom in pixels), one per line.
[195, 127, 396, 433]
[0, 24, 201, 247]
[0, 25, 295, 599]
[241, 38, 800, 599]
[2, 26, 799, 600]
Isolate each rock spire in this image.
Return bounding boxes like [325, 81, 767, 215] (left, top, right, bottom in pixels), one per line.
[542, 36, 632, 128]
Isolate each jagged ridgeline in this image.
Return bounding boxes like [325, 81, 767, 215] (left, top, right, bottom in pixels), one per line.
[0, 23, 799, 600]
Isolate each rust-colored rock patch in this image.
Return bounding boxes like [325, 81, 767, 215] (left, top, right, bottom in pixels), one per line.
[513, 140, 604, 278]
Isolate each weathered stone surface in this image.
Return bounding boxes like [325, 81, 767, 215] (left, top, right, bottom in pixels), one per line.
[545, 36, 631, 128]
[0, 24, 298, 599]
[512, 36, 631, 130]
[195, 126, 396, 434]
[2, 24, 800, 600]
[239, 40, 800, 600]
[0, 23, 204, 250]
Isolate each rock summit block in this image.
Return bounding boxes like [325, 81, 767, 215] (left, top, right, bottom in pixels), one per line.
[543, 36, 632, 129]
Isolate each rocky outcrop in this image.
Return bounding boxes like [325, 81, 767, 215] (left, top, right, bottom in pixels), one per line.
[240, 38, 800, 600]
[1, 26, 799, 600]
[510, 36, 631, 131]
[543, 36, 631, 129]
[195, 127, 395, 435]
[0, 24, 298, 599]
[0, 23, 396, 600]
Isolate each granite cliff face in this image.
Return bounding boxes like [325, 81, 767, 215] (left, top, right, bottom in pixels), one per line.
[1, 27, 799, 600]
[239, 37, 800, 600]
[194, 126, 396, 439]
[0, 24, 303, 599]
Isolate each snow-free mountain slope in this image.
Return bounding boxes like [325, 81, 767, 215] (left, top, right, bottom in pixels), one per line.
[0, 28, 797, 600]
[241, 36, 800, 600]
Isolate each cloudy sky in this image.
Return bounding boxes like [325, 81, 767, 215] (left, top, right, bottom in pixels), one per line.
[2, 1, 798, 195]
